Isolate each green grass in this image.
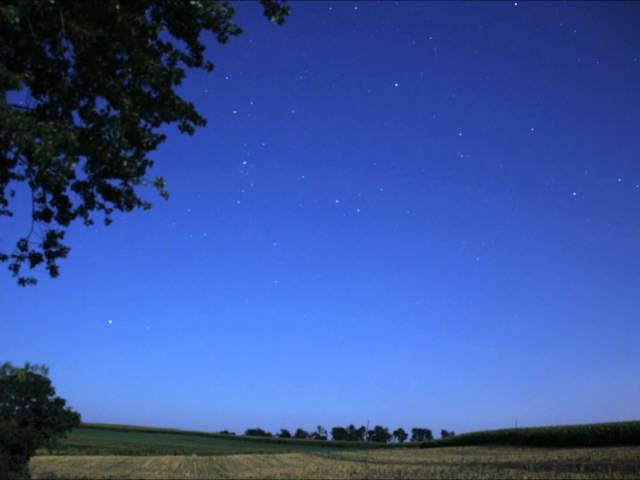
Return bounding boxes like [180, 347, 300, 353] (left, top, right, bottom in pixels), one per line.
[428, 421, 640, 448]
[45, 424, 378, 456]
[43, 420, 640, 456]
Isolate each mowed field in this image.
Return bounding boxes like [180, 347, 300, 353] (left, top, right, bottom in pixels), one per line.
[31, 446, 640, 479]
[30, 422, 640, 479]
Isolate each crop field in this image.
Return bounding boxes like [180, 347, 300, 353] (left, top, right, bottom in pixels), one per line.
[29, 422, 640, 479]
[44, 426, 340, 456]
[437, 421, 640, 448]
[30, 446, 640, 479]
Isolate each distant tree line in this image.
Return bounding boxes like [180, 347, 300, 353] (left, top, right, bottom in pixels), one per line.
[227, 425, 455, 443]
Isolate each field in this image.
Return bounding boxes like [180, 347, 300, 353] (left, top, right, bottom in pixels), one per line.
[29, 422, 640, 479]
[44, 425, 339, 456]
[31, 446, 640, 479]
[436, 421, 640, 448]
[43, 424, 398, 456]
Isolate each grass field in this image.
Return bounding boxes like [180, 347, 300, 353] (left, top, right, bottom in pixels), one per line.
[30, 446, 640, 479]
[47, 420, 640, 455]
[44, 426, 341, 456]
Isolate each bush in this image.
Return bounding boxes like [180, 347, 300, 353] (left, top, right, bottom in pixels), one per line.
[244, 428, 271, 437]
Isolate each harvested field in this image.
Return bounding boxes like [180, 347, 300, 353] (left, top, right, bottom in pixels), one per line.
[30, 445, 640, 479]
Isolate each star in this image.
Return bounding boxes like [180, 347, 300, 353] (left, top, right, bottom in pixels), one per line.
[393, 82, 399, 87]
[107, 320, 113, 325]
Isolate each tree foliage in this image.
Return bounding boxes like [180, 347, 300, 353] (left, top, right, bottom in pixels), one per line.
[331, 426, 348, 442]
[311, 425, 327, 440]
[0, 0, 289, 285]
[347, 424, 367, 442]
[393, 427, 408, 443]
[366, 425, 392, 443]
[0, 362, 80, 478]
[411, 427, 433, 442]
[244, 428, 271, 437]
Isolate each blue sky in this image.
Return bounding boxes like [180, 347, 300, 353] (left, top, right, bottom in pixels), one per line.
[2, 1, 640, 435]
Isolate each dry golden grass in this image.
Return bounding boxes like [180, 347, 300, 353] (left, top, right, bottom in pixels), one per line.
[30, 446, 640, 479]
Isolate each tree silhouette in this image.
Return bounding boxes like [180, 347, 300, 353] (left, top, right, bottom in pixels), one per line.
[367, 425, 392, 443]
[410, 427, 433, 442]
[345, 424, 367, 442]
[311, 425, 328, 440]
[244, 428, 271, 437]
[331, 426, 349, 441]
[393, 427, 408, 443]
[0, 362, 80, 478]
[0, 0, 289, 285]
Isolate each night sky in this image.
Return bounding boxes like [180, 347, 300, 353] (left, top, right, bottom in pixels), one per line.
[2, 1, 640, 435]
